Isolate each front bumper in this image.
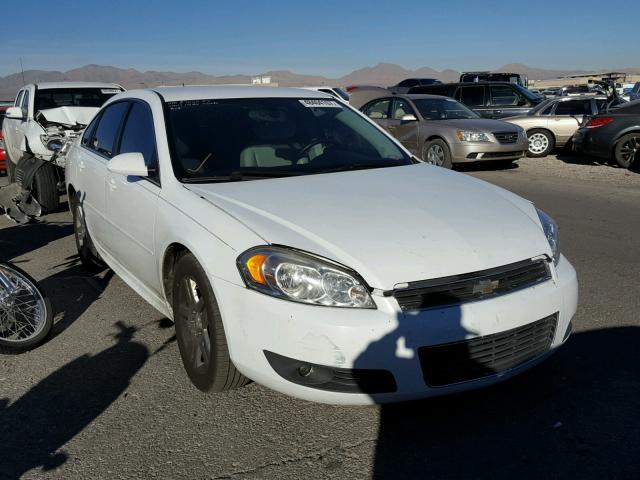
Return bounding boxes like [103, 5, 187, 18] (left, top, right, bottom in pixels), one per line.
[214, 255, 578, 405]
[450, 139, 528, 163]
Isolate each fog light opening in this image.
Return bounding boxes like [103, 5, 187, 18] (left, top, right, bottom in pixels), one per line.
[298, 364, 313, 377]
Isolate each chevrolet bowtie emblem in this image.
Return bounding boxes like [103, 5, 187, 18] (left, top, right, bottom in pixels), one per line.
[473, 279, 500, 295]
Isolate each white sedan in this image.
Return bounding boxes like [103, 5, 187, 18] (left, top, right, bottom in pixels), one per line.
[65, 86, 578, 405]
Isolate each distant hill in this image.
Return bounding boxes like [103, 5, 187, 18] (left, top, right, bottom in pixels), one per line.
[1, 62, 639, 100]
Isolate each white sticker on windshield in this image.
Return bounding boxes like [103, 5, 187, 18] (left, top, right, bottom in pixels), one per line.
[101, 89, 122, 94]
[299, 99, 341, 108]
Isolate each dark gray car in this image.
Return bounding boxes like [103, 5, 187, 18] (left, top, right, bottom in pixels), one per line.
[360, 94, 527, 168]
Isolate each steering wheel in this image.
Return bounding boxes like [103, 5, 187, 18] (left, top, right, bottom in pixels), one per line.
[297, 138, 324, 159]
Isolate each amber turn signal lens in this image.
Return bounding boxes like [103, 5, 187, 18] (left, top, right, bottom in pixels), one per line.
[246, 254, 268, 284]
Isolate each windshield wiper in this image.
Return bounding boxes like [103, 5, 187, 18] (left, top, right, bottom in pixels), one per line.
[181, 170, 303, 183]
[316, 161, 405, 174]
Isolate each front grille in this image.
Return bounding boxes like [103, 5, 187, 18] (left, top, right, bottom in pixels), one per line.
[393, 258, 551, 311]
[493, 131, 519, 144]
[419, 313, 558, 386]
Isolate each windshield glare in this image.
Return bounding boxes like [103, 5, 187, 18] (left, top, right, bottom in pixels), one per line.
[413, 98, 479, 120]
[166, 97, 411, 182]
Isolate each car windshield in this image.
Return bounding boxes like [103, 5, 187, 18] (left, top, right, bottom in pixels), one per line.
[333, 88, 350, 101]
[34, 88, 122, 112]
[513, 84, 540, 102]
[165, 97, 412, 182]
[412, 98, 479, 120]
[528, 98, 555, 115]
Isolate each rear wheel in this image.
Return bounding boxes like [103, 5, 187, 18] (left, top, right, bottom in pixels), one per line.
[32, 163, 59, 213]
[526, 129, 555, 157]
[422, 139, 452, 169]
[173, 252, 249, 392]
[613, 133, 640, 169]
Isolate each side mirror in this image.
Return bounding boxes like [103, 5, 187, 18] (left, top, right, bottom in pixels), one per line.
[107, 152, 148, 177]
[5, 107, 24, 120]
[401, 114, 417, 123]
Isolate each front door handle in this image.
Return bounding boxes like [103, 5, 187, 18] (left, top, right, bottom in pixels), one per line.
[108, 178, 117, 191]
[78, 160, 85, 171]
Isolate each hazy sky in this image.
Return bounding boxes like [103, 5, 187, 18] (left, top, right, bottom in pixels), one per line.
[0, 0, 636, 77]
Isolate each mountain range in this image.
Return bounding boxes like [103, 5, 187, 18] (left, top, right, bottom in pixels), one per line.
[2, 62, 639, 99]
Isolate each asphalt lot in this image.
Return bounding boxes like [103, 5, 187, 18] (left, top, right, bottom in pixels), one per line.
[1, 154, 639, 480]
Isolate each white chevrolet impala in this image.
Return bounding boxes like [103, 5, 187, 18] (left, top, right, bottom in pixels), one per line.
[65, 86, 578, 404]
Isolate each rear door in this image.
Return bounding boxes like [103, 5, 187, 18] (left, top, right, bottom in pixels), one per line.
[387, 98, 419, 154]
[456, 85, 489, 117]
[77, 101, 130, 247]
[103, 100, 162, 294]
[550, 99, 593, 144]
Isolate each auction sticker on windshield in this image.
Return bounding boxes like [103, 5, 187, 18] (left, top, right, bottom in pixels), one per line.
[299, 99, 341, 108]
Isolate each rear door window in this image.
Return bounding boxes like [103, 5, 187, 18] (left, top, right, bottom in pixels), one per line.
[459, 86, 485, 107]
[392, 98, 415, 120]
[91, 102, 130, 158]
[15, 90, 24, 107]
[21, 90, 30, 115]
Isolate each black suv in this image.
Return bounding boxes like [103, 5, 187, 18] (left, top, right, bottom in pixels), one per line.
[408, 82, 543, 119]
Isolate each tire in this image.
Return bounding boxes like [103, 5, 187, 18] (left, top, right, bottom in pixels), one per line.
[33, 163, 60, 213]
[526, 129, 555, 158]
[0, 262, 53, 351]
[422, 139, 453, 168]
[613, 133, 640, 169]
[72, 198, 106, 271]
[172, 252, 249, 392]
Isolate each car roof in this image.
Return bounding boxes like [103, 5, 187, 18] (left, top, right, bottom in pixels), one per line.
[423, 81, 518, 87]
[554, 94, 606, 101]
[151, 85, 333, 102]
[33, 82, 123, 90]
[403, 94, 450, 100]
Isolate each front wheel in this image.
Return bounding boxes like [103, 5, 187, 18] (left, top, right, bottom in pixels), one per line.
[526, 129, 555, 157]
[172, 252, 249, 392]
[422, 139, 453, 168]
[0, 263, 53, 351]
[613, 133, 640, 169]
[32, 163, 60, 213]
[72, 199, 106, 271]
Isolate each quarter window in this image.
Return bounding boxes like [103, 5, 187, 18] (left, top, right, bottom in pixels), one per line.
[363, 99, 391, 119]
[118, 102, 160, 183]
[91, 102, 130, 158]
[459, 86, 485, 107]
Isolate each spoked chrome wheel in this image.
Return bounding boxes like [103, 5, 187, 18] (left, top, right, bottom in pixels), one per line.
[426, 144, 445, 166]
[177, 276, 211, 373]
[528, 133, 549, 155]
[0, 264, 52, 348]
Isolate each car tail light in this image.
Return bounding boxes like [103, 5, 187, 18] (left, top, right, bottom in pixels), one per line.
[345, 85, 357, 93]
[585, 117, 614, 129]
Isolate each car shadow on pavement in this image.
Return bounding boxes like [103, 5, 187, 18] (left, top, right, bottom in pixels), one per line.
[455, 160, 520, 172]
[358, 325, 639, 480]
[0, 220, 73, 261]
[0, 321, 149, 479]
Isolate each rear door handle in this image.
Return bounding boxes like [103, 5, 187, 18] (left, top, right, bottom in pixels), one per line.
[108, 178, 117, 191]
[78, 160, 85, 171]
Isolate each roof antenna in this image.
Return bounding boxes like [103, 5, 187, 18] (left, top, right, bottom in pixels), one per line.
[19, 57, 26, 85]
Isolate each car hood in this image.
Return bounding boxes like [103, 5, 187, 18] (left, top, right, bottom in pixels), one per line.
[37, 106, 99, 127]
[185, 164, 550, 290]
[431, 118, 521, 132]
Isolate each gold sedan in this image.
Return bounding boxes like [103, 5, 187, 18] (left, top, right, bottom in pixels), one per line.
[504, 95, 608, 157]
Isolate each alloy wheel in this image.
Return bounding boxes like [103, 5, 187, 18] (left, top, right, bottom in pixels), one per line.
[426, 145, 445, 166]
[179, 276, 211, 372]
[618, 136, 639, 167]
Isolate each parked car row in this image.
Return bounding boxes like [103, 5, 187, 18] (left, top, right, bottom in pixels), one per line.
[0, 105, 7, 175]
[62, 85, 577, 404]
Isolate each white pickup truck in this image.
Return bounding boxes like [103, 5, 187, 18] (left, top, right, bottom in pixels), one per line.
[2, 82, 123, 212]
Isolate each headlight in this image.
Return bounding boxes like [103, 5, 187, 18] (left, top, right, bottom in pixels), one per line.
[536, 208, 560, 265]
[237, 246, 376, 308]
[456, 130, 492, 143]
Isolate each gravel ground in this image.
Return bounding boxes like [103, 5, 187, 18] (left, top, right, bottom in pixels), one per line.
[0, 154, 638, 480]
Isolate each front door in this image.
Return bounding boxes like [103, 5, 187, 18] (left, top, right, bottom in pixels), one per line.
[387, 98, 419, 154]
[103, 101, 162, 294]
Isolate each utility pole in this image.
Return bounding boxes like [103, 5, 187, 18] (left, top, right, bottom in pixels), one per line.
[19, 57, 26, 85]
